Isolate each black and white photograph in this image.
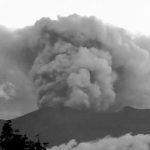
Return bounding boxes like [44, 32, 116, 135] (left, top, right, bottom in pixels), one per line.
[0, 0, 149, 149]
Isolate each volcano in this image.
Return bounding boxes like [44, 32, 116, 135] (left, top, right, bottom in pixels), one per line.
[0, 107, 150, 147]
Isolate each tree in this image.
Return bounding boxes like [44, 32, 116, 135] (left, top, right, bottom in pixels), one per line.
[0, 120, 14, 150]
[0, 120, 49, 150]
[33, 134, 48, 150]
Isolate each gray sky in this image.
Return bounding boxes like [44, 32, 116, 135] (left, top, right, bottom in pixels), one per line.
[0, 0, 150, 35]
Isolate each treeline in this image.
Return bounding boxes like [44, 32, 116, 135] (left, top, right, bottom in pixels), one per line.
[0, 120, 49, 150]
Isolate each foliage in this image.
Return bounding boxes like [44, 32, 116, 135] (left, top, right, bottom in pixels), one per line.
[0, 120, 48, 150]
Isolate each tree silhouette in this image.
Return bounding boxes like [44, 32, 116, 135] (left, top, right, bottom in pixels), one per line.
[0, 120, 48, 150]
[34, 134, 48, 150]
[0, 120, 15, 150]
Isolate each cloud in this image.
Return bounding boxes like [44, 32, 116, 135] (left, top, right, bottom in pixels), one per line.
[48, 134, 150, 150]
[0, 26, 38, 119]
[26, 15, 150, 110]
[0, 82, 16, 101]
[1, 14, 150, 118]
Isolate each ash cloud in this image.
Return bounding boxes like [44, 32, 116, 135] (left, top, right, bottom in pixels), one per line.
[28, 15, 150, 110]
[1, 14, 150, 115]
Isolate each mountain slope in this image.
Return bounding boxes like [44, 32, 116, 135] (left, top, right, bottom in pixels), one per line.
[0, 107, 150, 147]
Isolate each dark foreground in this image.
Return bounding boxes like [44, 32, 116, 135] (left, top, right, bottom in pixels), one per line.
[0, 107, 150, 147]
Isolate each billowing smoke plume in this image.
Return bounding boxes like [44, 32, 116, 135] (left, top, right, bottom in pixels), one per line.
[47, 134, 150, 150]
[27, 15, 150, 110]
[1, 14, 150, 115]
